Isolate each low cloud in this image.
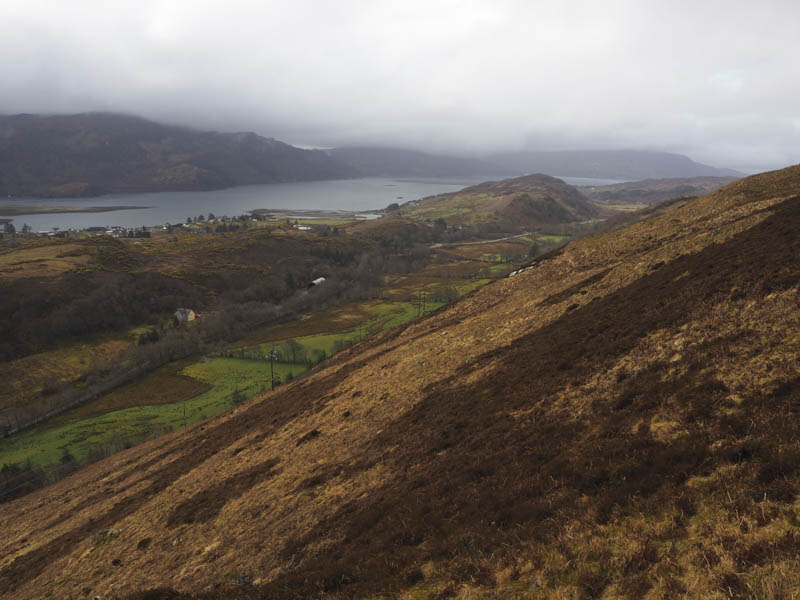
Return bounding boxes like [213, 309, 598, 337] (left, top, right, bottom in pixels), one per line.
[1, 0, 798, 172]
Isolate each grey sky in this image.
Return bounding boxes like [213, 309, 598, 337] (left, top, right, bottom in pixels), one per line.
[1, 0, 798, 172]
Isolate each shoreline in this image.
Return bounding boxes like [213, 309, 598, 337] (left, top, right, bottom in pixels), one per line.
[0, 205, 151, 217]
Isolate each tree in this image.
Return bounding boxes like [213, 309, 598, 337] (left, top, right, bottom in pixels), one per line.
[60, 448, 75, 464]
[231, 387, 246, 404]
[414, 289, 427, 317]
[3, 222, 15, 235]
[284, 339, 304, 364]
[265, 347, 279, 390]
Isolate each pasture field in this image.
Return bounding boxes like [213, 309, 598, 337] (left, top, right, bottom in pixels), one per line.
[0, 357, 303, 469]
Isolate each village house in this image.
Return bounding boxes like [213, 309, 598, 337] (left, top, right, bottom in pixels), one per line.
[174, 308, 197, 323]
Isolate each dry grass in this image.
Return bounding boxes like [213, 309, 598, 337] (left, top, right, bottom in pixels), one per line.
[0, 242, 92, 280]
[0, 334, 133, 411]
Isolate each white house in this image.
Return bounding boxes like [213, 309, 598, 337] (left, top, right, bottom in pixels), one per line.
[174, 308, 197, 323]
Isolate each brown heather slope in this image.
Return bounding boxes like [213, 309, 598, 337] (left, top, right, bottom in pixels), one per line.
[1, 166, 800, 598]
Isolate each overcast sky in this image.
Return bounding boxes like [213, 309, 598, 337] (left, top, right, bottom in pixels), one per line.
[1, 0, 798, 172]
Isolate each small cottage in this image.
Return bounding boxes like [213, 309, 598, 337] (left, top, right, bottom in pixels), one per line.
[174, 308, 197, 323]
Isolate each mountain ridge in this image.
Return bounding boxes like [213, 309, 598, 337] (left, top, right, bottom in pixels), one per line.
[489, 149, 743, 179]
[330, 146, 743, 181]
[581, 175, 740, 205]
[328, 146, 510, 178]
[0, 113, 359, 198]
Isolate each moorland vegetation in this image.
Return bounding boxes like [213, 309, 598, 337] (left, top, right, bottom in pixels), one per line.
[0, 166, 797, 598]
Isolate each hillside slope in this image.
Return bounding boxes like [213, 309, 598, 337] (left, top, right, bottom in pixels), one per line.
[401, 173, 600, 229]
[0, 113, 358, 197]
[1, 166, 799, 598]
[490, 149, 743, 180]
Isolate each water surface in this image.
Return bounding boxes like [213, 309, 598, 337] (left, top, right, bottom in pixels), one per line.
[4, 175, 621, 231]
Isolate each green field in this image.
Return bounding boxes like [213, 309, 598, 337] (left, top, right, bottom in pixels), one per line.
[0, 358, 303, 469]
[0, 302, 432, 473]
[536, 233, 572, 244]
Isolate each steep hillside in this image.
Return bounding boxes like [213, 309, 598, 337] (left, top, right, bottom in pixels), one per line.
[490, 149, 743, 180]
[329, 146, 509, 178]
[0, 113, 358, 197]
[401, 173, 600, 229]
[1, 166, 799, 599]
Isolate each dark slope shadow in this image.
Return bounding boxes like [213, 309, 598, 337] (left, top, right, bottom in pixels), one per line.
[167, 458, 280, 527]
[255, 196, 800, 597]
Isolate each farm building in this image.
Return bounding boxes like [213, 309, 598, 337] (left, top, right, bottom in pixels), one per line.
[174, 308, 197, 323]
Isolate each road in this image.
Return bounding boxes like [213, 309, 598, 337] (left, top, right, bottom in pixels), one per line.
[430, 231, 533, 248]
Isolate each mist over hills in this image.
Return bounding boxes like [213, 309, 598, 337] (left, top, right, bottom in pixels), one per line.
[327, 146, 509, 178]
[0, 113, 358, 198]
[329, 146, 742, 180]
[488, 149, 743, 180]
[0, 113, 745, 200]
[2, 164, 799, 598]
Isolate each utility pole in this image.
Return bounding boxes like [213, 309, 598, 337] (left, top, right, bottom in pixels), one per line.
[268, 347, 277, 390]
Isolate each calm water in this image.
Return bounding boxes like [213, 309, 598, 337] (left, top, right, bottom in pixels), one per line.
[3, 175, 621, 231]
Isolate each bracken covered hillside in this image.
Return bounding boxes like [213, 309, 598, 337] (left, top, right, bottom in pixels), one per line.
[1, 165, 800, 599]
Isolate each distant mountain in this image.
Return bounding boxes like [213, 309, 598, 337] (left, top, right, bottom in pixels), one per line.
[581, 176, 740, 205]
[0, 113, 358, 198]
[330, 147, 742, 181]
[402, 173, 599, 229]
[489, 149, 743, 180]
[328, 146, 509, 178]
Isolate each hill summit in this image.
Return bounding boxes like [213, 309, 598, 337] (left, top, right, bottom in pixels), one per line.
[402, 173, 600, 229]
[1, 165, 799, 598]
